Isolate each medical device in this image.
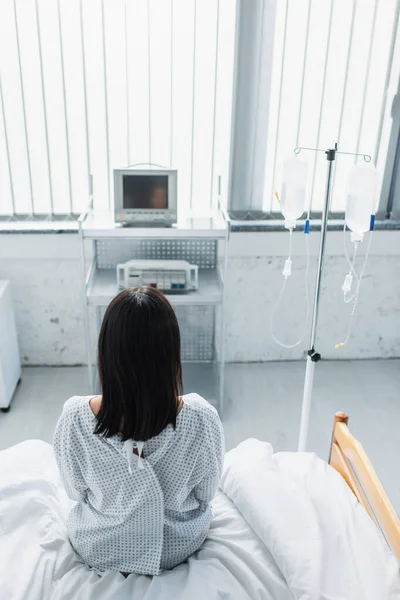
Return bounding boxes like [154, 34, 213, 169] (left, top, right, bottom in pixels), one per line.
[280, 156, 308, 230]
[345, 162, 378, 241]
[0, 280, 21, 412]
[116, 259, 198, 293]
[285, 144, 378, 453]
[270, 154, 310, 349]
[336, 161, 378, 348]
[114, 168, 178, 226]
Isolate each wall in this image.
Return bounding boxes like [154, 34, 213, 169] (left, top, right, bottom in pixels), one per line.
[0, 230, 399, 365]
[225, 231, 400, 361]
[0, 234, 86, 365]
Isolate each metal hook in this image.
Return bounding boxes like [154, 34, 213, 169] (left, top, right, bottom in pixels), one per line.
[294, 146, 372, 163]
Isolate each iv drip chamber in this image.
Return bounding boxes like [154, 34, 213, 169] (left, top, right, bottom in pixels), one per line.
[345, 163, 378, 241]
[280, 156, 308, 228]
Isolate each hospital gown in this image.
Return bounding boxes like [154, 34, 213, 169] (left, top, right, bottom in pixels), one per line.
[53, 393, 224, 576]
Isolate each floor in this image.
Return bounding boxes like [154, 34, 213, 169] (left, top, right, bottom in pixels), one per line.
[1, 360, 400, 511]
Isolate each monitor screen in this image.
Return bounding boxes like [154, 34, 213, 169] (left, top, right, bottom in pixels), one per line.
[122, 175, 168, 210]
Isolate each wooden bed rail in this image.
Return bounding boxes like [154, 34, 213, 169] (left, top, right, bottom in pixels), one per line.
[329, 411, 400, 562]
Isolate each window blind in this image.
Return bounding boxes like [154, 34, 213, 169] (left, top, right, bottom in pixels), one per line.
[0, 0, 236, 218]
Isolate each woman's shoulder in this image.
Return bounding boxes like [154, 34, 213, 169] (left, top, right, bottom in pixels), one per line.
[181, 393, 221, 427]
[180, 394, 224, 453]
[55, 396, 92, 431]
[62, 395, 91, 416]
[53, 396, 92, 449]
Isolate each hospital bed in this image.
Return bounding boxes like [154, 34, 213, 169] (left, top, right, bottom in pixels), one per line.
[0, 413, 399, 600]
[329, 411, 400, 562]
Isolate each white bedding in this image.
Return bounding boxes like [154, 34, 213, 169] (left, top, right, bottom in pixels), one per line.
[0, 439, 399, 600]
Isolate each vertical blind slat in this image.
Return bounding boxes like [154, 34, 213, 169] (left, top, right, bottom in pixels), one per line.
[13, 0, 34, 215]
[170, 0, 174, 167]
[79, 0, 91, 195]
[57, 0, 73, 214]
[295, 0, 312, 149]
[308, 0, 335, 213]
[355, 0, 378, 158]
[250, 0, 265, 212]
[334, 0, 357, 149]
[101, 0, 111, 208]
[329, 0, 357, 201]
[209, 0, 220, 210]
[35, 0, 54, 215]
[0, 73, 16, 214]
[147, 0, 152, 165]
[124, 0, 130, 165]
[189, 0, 197, 211]
[269, 0, 289, 212]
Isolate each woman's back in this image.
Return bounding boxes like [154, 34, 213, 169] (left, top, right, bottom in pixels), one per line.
[53, 392, 224, 575]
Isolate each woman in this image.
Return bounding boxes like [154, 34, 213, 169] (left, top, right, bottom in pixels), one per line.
[53, 287, 224, 576]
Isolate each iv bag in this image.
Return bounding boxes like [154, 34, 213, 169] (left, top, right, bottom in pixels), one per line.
[280, 157, 308, 226]
[345, 163, 378, 236]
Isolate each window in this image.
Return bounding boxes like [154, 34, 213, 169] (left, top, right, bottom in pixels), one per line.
[264, 0, 400, 215]
[0, 0, 236, 218]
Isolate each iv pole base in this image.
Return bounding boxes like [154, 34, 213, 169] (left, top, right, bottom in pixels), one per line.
[298, 355, 316, 452]
[298, 348, 321, 451]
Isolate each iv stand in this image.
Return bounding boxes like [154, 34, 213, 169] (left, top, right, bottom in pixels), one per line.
[296, 143, 371, 452]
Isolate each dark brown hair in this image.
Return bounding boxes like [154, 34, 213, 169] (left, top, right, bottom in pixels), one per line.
[95, 287, 183, 441]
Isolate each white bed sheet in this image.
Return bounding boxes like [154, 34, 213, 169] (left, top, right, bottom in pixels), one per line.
[223, 439, 400, 599]
[0, 440, 288, 600]
[0, 439, 399, 600]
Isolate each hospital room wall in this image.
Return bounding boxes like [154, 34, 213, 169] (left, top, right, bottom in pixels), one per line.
[224, 231, 400, 361]
[0, 230, 399, 365]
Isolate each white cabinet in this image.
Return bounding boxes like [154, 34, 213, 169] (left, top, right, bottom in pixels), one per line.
[0, 280, 21, 411]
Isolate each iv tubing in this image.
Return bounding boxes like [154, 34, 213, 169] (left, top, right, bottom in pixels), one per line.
[343, 223, 360, 285]
[343, 239, 359, 304]
[336, 230, 373, 348]
[270, 230, 310, 349]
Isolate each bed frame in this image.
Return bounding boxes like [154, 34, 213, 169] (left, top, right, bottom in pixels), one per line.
[329, 411, 400, 562]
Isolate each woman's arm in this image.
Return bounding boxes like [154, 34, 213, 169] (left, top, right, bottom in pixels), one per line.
[193, 410, 225, 503]
[53, 404, 87, 502]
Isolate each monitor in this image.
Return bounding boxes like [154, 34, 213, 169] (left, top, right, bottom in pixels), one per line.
[114, 169, 178, 225]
